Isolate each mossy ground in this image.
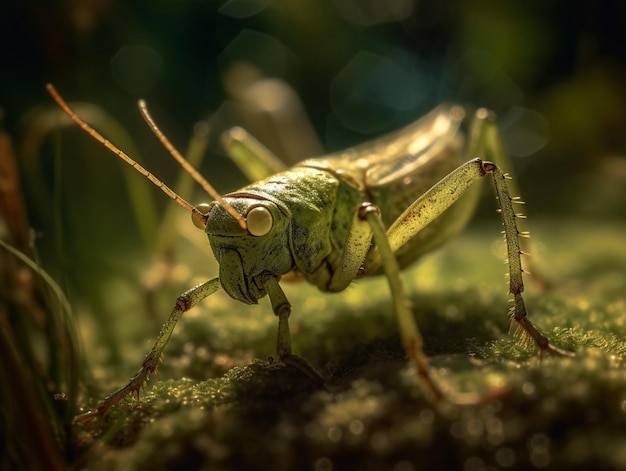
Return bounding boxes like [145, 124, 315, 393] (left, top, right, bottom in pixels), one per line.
[71, 217, 626, 471]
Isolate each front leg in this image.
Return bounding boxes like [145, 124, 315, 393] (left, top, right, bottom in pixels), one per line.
[359, 203, 449, 403]
[76, 278, 222, 421]
[222, 127, 288, 182]
[263, 277, 325, 387]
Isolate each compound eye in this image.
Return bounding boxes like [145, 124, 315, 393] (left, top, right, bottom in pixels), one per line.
[192, 203, 212, 230]
[246, 205, 273, 236]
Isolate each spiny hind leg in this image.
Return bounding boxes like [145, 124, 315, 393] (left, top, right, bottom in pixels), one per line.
[486, 162, 570, 356]
[467, 109, 552, 290]
[366, 158, 568, 357]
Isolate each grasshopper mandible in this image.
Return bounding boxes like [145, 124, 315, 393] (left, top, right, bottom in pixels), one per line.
[46, 84, 568, 416]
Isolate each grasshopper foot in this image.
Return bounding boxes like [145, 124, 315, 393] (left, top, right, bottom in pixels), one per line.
[538, 342, 574, 358]
[280, 353, 326, 388]
[98, 353, 161, 413]
[512, 316, 574, 358]
[74, 353, 161, 424]
[96, 370, 150, 416]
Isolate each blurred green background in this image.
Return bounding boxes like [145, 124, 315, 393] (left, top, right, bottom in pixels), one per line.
[1, 1, 626, 470]
[3, 0, 625, 274]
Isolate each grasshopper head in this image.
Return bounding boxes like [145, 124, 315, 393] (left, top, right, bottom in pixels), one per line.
[202, 196, 294, 304]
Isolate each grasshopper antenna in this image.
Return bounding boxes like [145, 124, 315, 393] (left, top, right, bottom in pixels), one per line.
[46, 84, 240, 230]
[46, 84, 207, 227]
[137, 99, 247, 230]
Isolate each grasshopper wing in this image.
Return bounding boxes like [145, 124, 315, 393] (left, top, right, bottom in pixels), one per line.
[301, 104, 465, 190]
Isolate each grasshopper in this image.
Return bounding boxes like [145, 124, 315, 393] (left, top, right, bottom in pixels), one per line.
[46, 84, 568, 416]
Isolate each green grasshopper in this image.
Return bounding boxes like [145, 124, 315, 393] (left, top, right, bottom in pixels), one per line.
[46, 84, 568, 417]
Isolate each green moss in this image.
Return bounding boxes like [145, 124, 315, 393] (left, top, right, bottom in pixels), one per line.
[70, 218, 626, 471]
